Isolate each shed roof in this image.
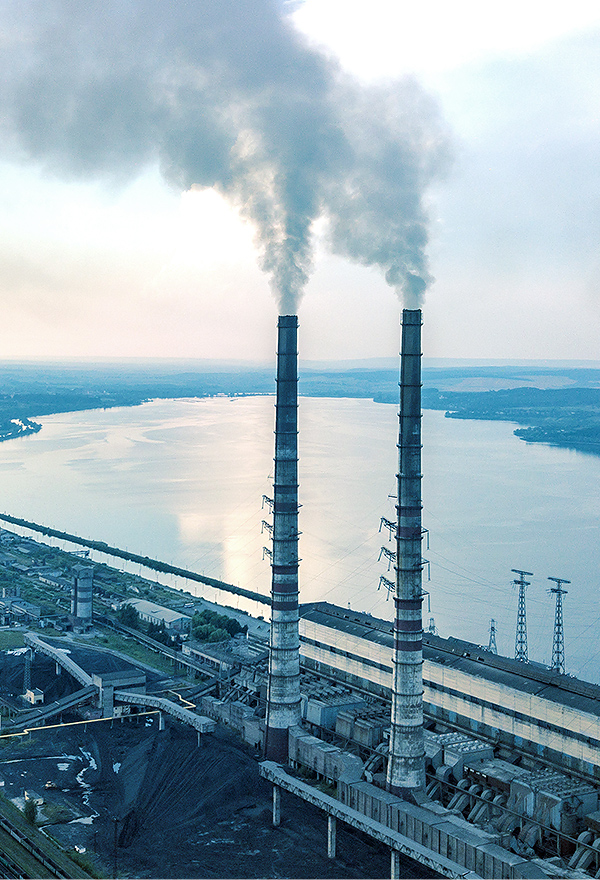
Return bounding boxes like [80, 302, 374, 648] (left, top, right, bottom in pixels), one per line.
[127, 599, 190, 624]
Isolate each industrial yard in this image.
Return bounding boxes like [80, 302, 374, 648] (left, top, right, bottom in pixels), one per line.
[3, 477, 600, 878]
[2, 309, 600, 878]
[0, 719, 405, 879]
[0, 624, 426, 879]
[0, 526, 421, 877]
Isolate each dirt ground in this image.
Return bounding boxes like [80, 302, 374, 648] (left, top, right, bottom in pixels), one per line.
[0, 643, 437, 879]
[0, 716, 436, 879]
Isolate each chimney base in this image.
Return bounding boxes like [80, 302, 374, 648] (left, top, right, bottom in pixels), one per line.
[264, 727, 289, 764]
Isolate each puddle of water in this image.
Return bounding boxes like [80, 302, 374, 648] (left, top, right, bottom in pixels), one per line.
[69, 748, 99, 825]
[0, 754, 73, 766]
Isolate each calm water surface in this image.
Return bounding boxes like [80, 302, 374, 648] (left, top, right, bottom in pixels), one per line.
[1, 396, 599, 682]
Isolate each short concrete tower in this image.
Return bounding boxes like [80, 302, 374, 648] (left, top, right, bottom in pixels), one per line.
[387, 309, 426, 795]
[71, 565, 93, 629]
[265, 315, 301, 762]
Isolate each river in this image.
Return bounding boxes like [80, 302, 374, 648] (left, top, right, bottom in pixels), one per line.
[1, 396, 599, 682]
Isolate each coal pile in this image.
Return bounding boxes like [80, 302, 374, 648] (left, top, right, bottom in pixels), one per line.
[0, 650, 79, 704]
[0, 717, 431, 879]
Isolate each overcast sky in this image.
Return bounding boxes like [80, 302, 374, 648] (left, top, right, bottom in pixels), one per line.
[1, 0, 599, 362]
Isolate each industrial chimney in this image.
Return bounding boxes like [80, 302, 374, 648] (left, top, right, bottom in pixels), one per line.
[265, 315, 301, 762]
[387, 309, 426, 795]
[71, 564, 93, 630]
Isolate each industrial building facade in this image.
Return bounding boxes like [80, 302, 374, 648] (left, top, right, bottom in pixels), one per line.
[124, 598, 191, 633]
[299, 602, 600, 782]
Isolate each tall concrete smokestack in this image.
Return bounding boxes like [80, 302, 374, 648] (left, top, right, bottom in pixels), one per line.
[387, 308, 426, 795]
[265, 315, 301, 762]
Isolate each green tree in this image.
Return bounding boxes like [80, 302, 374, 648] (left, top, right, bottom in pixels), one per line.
[118, 603, 140, 629]
[147, 620, 171, 645]
[191, 609, 243, 640]
[24, 797, 37, 825]
[208, 628, 229, 643]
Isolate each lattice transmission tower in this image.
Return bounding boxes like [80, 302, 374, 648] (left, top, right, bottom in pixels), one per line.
[512, 569, 533, 662]
[487, 619, 498, 654]
[548, 576, 570, 675]
[23, 647, 32, 693]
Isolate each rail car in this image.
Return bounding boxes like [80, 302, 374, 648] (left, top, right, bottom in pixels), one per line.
[0, 814, 76, 879]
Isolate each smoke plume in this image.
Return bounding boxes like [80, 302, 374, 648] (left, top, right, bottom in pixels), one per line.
[0, 0, 451, 311]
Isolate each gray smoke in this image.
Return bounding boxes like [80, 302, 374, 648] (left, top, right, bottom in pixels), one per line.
[0, 0, 451, 311]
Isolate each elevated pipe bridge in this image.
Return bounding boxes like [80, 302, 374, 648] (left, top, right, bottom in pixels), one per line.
[114, 691, 216, 733]
[25, 633, 93, 686]
[23, 633, 217, 737]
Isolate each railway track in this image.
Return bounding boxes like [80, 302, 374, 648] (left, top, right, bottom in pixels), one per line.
[0, 808, 91, 879]
[0, 836, 27, 879]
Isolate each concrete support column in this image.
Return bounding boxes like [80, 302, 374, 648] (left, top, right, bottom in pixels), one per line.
[96, 681, 114, 717]
[272, 785, 281, 827]
[391, 849, 401, 880]
[327, 815, 336, 859]
[55, 662, 62, 675]
[158, 712, 165, 731]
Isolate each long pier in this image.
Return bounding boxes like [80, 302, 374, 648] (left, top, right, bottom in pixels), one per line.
[0, 512, 271, 606]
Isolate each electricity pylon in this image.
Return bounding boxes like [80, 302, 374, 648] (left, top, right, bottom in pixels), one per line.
[548, 577, 570, 675]
[23, 647, 32, 693]
[512, 569, 533, 662]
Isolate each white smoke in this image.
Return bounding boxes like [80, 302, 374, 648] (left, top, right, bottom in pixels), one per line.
[0, 0, 452, 310]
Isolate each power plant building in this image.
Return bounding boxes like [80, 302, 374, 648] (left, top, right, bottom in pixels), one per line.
[299, 601, 600, 784]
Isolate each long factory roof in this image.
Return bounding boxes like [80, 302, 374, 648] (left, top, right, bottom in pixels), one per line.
[299, 602, 600, 720]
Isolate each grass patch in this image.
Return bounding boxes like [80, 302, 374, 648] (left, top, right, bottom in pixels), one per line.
[39, 801, 78, 824]
[68, 849, 100, 877]
[73, 629, 176, 675]
[0, 630, 25, 650]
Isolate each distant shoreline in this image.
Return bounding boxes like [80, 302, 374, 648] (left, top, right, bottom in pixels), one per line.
[0, 417, 42, 443]
[1, 361, 599, 455]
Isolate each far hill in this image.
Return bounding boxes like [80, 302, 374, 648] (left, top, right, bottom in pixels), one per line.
[0, 359, 599, 455]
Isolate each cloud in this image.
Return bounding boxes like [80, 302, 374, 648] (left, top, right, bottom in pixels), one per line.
[432, 27, 600, 272]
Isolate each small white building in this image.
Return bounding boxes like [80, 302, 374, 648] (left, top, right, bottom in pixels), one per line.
[24, 688, 44, 706]
[125, 599, 191, 633]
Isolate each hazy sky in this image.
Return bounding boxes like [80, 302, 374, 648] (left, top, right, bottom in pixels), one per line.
[1, 1, 599, 362]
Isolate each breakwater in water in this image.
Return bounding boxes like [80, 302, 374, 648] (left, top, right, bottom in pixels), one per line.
[0, 511, 271, 607]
